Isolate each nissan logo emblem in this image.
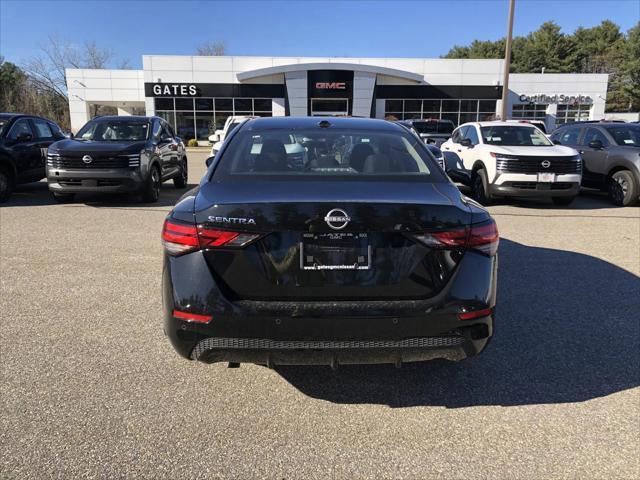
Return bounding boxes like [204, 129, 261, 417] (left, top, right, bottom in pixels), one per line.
[324, 208, 350, 230]
[541, 160, 551, 168]
[82, 155, 93, 164]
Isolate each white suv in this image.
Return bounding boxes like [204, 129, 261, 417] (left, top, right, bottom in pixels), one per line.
[209, 116, 255, 156]
[441, 121, 582, 205]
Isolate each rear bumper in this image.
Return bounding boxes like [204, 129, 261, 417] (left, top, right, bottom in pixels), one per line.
[189, 329, 489, 366]
[47, 167, 143, 193]
[162, 249, 497, 366]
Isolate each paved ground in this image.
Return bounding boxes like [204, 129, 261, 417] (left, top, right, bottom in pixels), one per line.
[1, 151, 639, 479]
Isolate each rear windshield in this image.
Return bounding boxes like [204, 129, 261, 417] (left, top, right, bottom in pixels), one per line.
[76, 119, 150, 141]
[604, 125, 640, 146]
[213, 127, 440, 179]
[481, 125, 552, 146]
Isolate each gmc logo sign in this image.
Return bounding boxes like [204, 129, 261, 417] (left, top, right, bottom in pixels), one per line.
[315, 82, 346, 90]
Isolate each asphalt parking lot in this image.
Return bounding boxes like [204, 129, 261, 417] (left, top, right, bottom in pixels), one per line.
[1, 150, 639, 479]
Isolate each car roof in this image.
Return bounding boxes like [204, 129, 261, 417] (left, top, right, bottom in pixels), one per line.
[89, 115, 155, 122]
[555, 121, 628, 129]
[243, 116, 404, 132]
[469, 121, 537, 128]
[0, 113, 56, 122]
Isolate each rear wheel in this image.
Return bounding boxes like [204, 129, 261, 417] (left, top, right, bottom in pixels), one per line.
[141, 165, 161, 203]
[472, 169, 492, 205]
[173, 158, 188, 189]
[551, 196, 575, 206]
[0, 166, 14, 202]
[608, 170, 638, 206]
[52, 192, 75, 203]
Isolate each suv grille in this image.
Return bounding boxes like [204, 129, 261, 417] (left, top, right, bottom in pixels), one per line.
[496, 155, 581, 174]
[47, 153, 140, 169]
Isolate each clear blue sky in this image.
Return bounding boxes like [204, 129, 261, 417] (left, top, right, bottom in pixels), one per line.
[1, 0, 639, 68]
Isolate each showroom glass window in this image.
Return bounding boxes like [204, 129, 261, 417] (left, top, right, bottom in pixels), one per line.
[512, 103, 547, 120]
[385, 99, 497, 125]
[556, 104, 591, 124]
[154, 98, 273, 141]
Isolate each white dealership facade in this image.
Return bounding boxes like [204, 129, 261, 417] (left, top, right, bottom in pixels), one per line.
[66, 55, 608, 138]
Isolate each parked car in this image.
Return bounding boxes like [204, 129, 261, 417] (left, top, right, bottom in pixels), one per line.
[506, 119, 548, 134]
[0, 113, 66, 201]
[209, 116, 255, 155]
[441, 121, 582, 206]
[46, 116, 188, 203]
[162, 117, 498, 367]
[425, 143, 445, 170]
[395, 119, 455, 146]
[551, 122, 640, 206]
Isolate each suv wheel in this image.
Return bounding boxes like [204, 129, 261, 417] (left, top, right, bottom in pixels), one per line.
[173, 158, 188, 189]
[0, 166, 14, 203]
[141, 166, 161, 203]
[552, 196, 575, 206]
[52, 192, 75, 203]
[609, 170, 638, 206]
[472, 169, 492, 205]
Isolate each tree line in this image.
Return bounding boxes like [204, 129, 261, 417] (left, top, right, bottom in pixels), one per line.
[0, 37, 227, 131]
[1, 35, 131, 130]
[444, 20, 640, 112]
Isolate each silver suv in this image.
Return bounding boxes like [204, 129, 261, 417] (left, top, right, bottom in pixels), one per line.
[551, 122, 640, 206]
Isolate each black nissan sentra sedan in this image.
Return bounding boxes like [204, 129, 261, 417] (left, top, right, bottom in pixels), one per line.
[162, 117, 498, 367]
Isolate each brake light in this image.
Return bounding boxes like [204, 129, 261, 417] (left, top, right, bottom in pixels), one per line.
[162, 219, 261, 256]
[413, 219, 499, 256]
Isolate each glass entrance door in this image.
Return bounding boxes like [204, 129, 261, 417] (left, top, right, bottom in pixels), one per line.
[310, 98, 349, 116]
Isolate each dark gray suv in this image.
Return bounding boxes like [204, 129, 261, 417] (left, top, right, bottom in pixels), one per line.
[551, 122, 640, 206]
[47, 116, 188, 203]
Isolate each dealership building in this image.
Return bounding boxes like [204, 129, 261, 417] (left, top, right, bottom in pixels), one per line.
[66, 55, 609, 139]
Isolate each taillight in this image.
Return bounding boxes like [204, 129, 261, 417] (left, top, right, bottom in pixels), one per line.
[413, 219, 499, 256]
[162, 219, 261, 256]
[162, 221, 198, 255]
[467, 221, 499, 256]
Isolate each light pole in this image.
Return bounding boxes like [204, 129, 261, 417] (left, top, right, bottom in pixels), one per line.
[500, 0, 516, 121]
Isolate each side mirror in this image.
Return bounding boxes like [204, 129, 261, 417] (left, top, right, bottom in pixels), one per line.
[208, 134, 220, 143]
[212, 141, 222, 153]
[460, 138, 472, 147]
[205, 156, 215, 167]
[588, 139, 604, 149]
[552, 139, 562, 145]
[16, 132, 33, 142]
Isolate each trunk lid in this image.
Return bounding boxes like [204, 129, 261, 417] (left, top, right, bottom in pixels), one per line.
[193, 179, 478, 301]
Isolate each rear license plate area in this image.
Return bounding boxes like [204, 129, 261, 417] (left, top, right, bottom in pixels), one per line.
[300, 232, 371, 270]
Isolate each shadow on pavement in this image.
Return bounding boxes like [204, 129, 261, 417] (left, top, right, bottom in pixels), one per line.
[2, 180, 197, 209]
[275, 238, 640, 408]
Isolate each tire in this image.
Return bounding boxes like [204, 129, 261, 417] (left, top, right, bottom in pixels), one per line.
[173, 158, 188, 189]
[52, 192, 75, 203]
[472, 168, 492, 205]
[608, 170, 638, 207]
[141, 165, 161, 203]
[0, 166, 14, 203]
[551, 196, 575, 206]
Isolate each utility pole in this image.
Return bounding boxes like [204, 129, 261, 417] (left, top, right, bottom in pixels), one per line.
[500, 0, 516, 121]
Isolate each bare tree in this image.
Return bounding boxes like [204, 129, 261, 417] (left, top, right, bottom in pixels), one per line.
[22, 34, 127, 101]
[21, 34, 130, 121]
[196, 41, 227, 56]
